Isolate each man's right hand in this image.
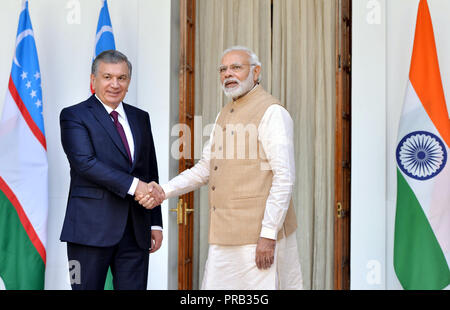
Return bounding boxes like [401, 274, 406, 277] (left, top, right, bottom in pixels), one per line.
[134, 181, 165, 209]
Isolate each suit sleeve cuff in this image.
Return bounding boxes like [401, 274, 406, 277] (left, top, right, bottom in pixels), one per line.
[260, 226, 278, 240]
[151, 226, 163, 231]
[127, 177, 139, 196]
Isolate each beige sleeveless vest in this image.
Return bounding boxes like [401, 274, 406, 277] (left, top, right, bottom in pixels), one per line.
[208, 85, 297, 245]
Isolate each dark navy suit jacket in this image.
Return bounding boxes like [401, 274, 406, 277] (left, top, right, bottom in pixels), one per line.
[59, 95, 162, 250]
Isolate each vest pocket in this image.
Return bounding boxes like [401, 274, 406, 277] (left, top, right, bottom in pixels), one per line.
[223, 197, 264, 242]
[227, 161, 265, 199]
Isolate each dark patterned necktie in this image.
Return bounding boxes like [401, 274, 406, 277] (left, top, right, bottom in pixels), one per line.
[110, 111, 132, 163]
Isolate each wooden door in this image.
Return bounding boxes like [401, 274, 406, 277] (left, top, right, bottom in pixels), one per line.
[175, 0, 196, 290]
[334, 0, 352, 290]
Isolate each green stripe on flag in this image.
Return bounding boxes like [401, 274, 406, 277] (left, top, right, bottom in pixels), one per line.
[0, 189, 45, 290]
[394, 169, 450, 290]
[104, 268, 114, 290]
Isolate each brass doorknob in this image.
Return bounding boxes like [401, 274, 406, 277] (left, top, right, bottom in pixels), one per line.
[337, 202, 346, 219]
[184, 202, 194, 226]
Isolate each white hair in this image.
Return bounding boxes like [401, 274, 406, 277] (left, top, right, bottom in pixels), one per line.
[222, 46, 262, 82]
[222, 46, 261, 67]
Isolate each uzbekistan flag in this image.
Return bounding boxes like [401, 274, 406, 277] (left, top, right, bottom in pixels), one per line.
[90, 0, 116, 94]
[0, 0, 48, 289]
[394, 0, 450, 290]
[94, 0, 116, 58]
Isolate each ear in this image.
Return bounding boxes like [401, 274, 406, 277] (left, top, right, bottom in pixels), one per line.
[90, 74, 96, 92]
[253, 66, 261, 83]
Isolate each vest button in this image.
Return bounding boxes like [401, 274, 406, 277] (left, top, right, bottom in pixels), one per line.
[213, 206, 216, 211]
[214, 166, 218, 171]
[230, 109, 234, 113]
[212, 186, 216, 191]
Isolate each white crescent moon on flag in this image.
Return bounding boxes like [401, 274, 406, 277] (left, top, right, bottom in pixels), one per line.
[93, 25, 114, 58]
[94, 25, 114, 47]
[13, 29, 34, 68]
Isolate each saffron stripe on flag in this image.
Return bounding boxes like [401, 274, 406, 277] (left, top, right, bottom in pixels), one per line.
[409, 0, 450, 147]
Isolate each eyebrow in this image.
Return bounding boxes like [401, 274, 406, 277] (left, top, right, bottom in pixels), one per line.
[221, 63, 243, 66]
[101, 73, 129, 77]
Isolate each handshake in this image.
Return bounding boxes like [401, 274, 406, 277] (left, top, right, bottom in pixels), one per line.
[134, 180, 166, 209]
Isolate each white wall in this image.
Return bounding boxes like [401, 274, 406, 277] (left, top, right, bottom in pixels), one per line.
[351, 0, 387, 290]
[0, 0, 172, 290]
[136, 0, 172, 290]
[352, 0, 450, 289]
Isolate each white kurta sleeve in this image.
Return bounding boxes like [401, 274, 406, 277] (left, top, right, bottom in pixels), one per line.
[258, 105, 296, 240]
[161, 140, 211, 199]
[161, 117, 219, 199]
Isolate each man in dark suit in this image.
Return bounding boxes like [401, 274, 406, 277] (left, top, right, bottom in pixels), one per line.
[60, 50, 164, 290]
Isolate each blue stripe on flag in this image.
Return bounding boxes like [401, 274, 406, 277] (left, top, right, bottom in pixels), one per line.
[10, 1, 45, 137]
[95, 0, 116, 57]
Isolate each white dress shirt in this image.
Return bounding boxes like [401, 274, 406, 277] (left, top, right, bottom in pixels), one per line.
[97, 96, 162, 231]
[162, 96, 295, 240]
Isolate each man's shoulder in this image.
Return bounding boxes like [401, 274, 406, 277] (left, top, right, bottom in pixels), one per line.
[60, 95, 99, 121]
[62, 95, 96, 112]
[263, 103, 293, 126]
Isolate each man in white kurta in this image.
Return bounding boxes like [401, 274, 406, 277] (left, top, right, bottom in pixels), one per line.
[139, 46, 303, 290]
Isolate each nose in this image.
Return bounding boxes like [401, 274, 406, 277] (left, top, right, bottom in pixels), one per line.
[110, 77, 120, 88]
[222, 68, 234, 79]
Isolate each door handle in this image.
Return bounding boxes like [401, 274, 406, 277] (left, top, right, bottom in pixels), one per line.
[170, 199, 183, 225]
[184, 202, 194, 226]
[337, 202, 346, 218]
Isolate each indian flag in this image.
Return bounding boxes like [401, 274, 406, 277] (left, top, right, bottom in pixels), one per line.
[0, 0, 48, 289]
[394, 0, 450, 290]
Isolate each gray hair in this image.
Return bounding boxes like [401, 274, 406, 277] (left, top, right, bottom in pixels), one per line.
[92, 50, 133, 78]
[222, 46, 261, 82]
[222, 46, 262, 67]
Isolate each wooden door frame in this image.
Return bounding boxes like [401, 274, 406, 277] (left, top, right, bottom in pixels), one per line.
[177, 0, 196, 290]
[334, 0, 352, 290]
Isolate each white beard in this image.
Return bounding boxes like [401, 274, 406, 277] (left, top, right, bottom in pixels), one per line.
[222, 70, 255, 100]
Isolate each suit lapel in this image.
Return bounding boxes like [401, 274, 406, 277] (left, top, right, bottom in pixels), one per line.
[87, 95, 130, 163]
[123, 103, 141, 171]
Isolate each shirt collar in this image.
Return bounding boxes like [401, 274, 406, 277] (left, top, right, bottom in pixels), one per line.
[95, 95, 127, 121]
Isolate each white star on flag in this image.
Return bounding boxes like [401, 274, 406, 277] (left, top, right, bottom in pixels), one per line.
[26, 81, 31, 89]
[30, 90, 36, 98]
[34, 72, 40, 80]
[35, 99, 42, 108]
[21, 71, 28, 80]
